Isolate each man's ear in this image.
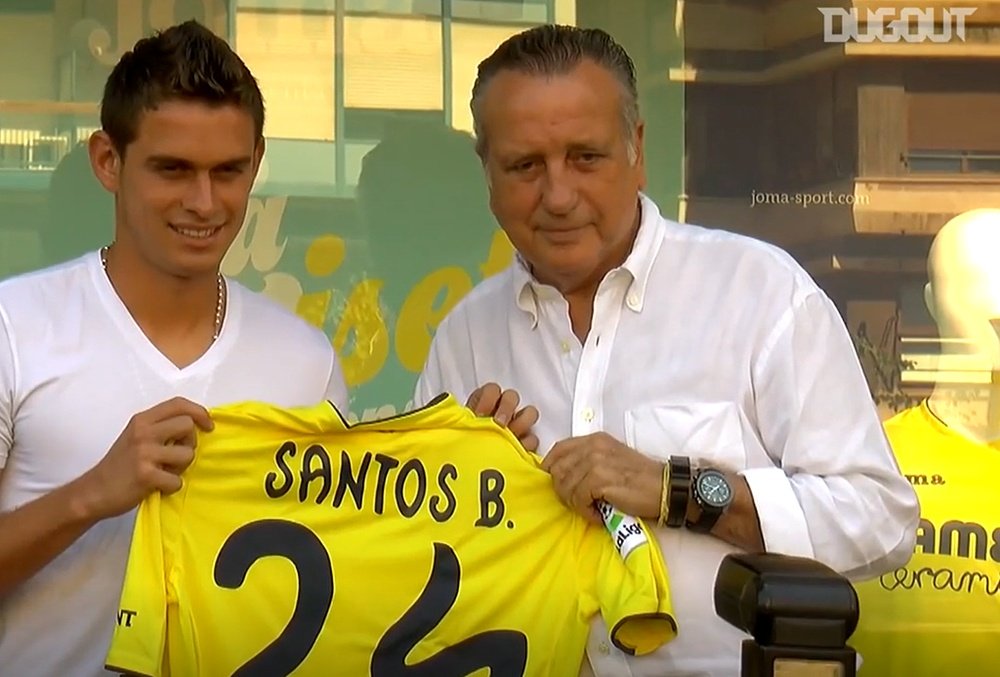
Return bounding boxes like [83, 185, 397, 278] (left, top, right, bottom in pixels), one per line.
[251, 136, 266, 180]
[632, 119, 646, 190]
[88, 131, 121, 193]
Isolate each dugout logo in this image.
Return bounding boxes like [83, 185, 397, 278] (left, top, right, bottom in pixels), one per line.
[818, 7, 976, 43]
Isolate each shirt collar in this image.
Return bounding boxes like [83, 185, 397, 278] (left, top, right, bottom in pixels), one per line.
[618, 192, 664, 313]
[513, 253, 541, 328]
[513, 192, 666, 325]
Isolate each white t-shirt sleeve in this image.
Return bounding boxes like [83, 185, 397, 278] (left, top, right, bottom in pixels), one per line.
[0, 305, 16, 470]
[323, 349, 349, 412]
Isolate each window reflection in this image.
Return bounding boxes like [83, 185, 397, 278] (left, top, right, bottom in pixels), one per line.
[2, 1, 1000, 672]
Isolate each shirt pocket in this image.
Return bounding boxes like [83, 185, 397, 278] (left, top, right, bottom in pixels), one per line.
[623, 402, 748, 471]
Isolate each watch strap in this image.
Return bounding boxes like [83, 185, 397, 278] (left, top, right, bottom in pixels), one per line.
[686, 508, 722, 534]
[666, 456, 691, 528]
[685, 505, 724, 534]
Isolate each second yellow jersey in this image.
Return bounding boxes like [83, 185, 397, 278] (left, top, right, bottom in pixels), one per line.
[105, 394, 677, 676]
[852, 401, 1000, 675]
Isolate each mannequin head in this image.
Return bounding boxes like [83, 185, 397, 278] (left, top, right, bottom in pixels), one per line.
[923, 208, 1000, 440]
[924, 208, 1000, 367]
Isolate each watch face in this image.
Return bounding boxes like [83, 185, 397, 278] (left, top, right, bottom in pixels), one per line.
[697, 470, 733, 508]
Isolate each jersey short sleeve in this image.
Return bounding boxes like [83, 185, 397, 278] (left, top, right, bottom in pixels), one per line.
[105, 492, 170, 676]
[577, 516, 677, 655]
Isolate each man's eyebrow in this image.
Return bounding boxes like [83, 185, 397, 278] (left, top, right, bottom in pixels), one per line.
[566, 142, 606, 152]
[214, 156, 253, 168]
[498, 150, 540, 164]
[146, 155, 189, 166]
[497, 142, 608, 163]
[145, 155, 253, 168]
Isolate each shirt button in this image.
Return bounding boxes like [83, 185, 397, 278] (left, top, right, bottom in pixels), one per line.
[582, 408, 594, 422]
[627, 293, 640, 309]
[560, 340, 571, 354]
[598, 642, 610, 655]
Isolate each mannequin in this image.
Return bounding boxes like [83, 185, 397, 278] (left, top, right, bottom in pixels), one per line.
[922, 208, 1000, 443]
[850, 208, 1000, 676]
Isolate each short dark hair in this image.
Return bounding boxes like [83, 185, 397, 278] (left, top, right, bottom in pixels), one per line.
[99, 20, 265, 156]
[470, 24, 639, 160]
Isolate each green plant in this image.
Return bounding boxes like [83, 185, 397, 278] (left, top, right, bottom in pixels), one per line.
[852, 313, 919, 413]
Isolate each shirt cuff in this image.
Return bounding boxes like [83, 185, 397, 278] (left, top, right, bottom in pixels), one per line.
[739, 466, 814, 558]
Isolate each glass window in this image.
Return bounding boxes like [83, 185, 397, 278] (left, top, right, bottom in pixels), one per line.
[236, 10, 336, 141]
[344, 15, 443, 110]
[452, 0, 549, 23]
[967, 154, 1000, 172]
[450, 22, 527, 132]
[906, 150, 1000, 174]
[906, 151, 964, 173]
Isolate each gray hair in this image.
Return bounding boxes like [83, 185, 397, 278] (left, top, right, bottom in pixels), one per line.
[470, 24, 640, 165]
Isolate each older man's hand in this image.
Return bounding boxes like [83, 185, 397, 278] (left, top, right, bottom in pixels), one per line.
[541, 432, 662, 524]
[466, 383, 540, 452]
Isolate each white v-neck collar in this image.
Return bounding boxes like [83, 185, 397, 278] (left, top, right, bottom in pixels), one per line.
[88, 251, 239, 379]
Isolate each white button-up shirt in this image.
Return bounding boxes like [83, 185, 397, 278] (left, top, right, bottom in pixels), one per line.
[414, 193, 919, 676]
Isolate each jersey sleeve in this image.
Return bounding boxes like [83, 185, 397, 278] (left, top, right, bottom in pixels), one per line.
[577, 515, 678, 656]
[105, 492, 169, 676]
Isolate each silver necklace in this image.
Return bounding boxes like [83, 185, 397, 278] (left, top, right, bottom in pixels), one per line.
[100, 245, 226, 341]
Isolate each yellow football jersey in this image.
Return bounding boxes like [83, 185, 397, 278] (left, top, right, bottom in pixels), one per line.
[852, 401, 1000, 675]
[105, 394, 677, 677]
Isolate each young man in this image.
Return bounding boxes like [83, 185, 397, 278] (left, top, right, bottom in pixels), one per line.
[415, 25, 919, 676]
[0, 21, 347, 676]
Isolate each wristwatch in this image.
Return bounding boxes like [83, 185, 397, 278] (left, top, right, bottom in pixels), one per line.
[686, 467, 734, 533]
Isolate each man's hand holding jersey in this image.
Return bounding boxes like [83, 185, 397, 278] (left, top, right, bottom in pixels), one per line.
[543, 432, 763, 551]
[0, 396, 214, 598]
[541, 433, 663, 525]
[543, 431, 763, 550]
[466, 383, 539, 452]
[77, 397, 214, 519]
[465, 385, 765, 552]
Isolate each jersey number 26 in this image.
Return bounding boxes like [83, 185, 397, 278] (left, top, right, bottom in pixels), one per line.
[214, 518, 529, 676]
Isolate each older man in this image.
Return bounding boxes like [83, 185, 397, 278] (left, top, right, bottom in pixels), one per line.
[414, 24, 918, 677]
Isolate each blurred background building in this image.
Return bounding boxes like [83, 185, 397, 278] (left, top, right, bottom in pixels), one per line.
[677, 0, 1000, 416]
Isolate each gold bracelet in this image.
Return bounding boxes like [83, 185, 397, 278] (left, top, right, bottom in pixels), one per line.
[656, 461, 670, 527]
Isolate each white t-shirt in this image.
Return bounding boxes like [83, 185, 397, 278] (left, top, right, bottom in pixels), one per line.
[0, 251, 348, 677]
[414, 193, 918, 677]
